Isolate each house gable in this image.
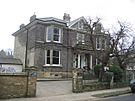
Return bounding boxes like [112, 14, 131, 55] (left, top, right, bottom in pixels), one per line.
[68, 17, 87, 31]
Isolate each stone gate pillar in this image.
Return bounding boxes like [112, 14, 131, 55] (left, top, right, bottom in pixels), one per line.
[72, 68, 83, 93]
[26, 66, 37, 97]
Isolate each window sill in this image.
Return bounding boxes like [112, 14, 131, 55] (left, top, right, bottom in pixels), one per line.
[43, 64, 63, 68]
[46, 40, 61, 43]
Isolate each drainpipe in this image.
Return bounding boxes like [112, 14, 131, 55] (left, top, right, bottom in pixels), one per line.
[67, 28, 69, 79]
[24, 26, 29, 97]
[25, 28, 29, 69]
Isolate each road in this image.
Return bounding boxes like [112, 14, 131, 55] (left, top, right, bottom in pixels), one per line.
[99, 94, 135, 101]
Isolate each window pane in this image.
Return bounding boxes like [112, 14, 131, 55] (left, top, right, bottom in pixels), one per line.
[53, 50, 59, 64]
[97, 44, 100, 49]
[77, 33, 84, 44]
[53, 57, 59, 64]
[47, 50, 50, 56]
[47, 57, 50, 64]
[53, 35, 59, 41]
[46, 50, 50, 64]
[53, 50, 59, 57]
[53, 28, 59, 35]
[53, 28, 60, 41]
[47, 27, 52, 41]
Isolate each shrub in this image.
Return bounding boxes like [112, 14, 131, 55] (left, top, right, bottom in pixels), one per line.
[94, 65, 102, 78]
[102, 71, 114, 83]
[109, 65, 124, 82]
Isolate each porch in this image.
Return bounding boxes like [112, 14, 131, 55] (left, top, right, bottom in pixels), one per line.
[73, 53, 93, 70]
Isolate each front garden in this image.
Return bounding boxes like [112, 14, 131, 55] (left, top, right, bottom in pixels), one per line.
[72, 65, 130, 93]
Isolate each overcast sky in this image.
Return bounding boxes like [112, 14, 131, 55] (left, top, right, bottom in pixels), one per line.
[0, 0, 135, 50]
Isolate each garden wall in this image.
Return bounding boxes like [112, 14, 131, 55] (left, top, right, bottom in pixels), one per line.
[72, 69, 128, 93]
[0, 69, 37, 99]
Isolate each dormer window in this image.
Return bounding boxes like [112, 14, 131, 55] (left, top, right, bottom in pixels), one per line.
[46, 26, 62, 43]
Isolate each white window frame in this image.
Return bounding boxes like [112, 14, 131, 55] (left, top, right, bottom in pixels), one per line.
[53, 27, 61, 43]
[46, 26, 62, 43]
[77, 33, 85, 44]
[46, 26, 52, 42]
[96, 38, 100, 50]
[45, 50, 61, 66]
[96, 58, 101, 65]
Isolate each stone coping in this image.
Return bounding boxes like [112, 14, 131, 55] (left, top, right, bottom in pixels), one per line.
[0, 72, 27, 76]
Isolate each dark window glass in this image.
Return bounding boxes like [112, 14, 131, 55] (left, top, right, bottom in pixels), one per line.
[53, 28, 60, 41]
[53, 28, 59, 35]
[53, 50, 59, 64]
[53, 35, 59, 41]
[47, 50, 50, 64]
[47, 57, 50, 64]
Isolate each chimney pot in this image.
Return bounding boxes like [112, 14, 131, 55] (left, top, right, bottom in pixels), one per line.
[20, 24, 25, 29]
[30, 14, 36, 22]
[63, 13, 71, 22]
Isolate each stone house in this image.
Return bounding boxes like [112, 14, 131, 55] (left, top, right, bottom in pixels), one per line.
[12, 13, 109, 77]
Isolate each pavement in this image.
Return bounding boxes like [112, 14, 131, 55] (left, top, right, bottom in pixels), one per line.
[0, 87, 130, 101]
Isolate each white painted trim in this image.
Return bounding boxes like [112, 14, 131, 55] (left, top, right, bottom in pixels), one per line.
[46, 26, 52, 42]
[76, 33, 85, 44]
[78, 54, 80, 68]
[90, 55, 92, 69]
[46, 26, 62, 43]
[44, 50, 61, 66]
[96, 37, 101, 50]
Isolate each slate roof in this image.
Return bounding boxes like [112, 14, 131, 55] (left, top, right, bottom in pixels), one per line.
[37, 17, 67, 24]
[0, 58, 22, 65]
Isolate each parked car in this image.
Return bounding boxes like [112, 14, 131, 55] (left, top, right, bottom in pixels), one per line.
[130, 79, 135, 93]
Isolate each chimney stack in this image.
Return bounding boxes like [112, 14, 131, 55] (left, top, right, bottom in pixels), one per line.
[30, 14, 36, 22]
[19, 24, 25, 29]
[63, 13, 71, 22]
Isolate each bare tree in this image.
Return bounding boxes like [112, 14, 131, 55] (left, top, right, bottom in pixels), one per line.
[84, 17, 110, 81]
[110, 21, 135, 70]
[84, 18, 135, 81]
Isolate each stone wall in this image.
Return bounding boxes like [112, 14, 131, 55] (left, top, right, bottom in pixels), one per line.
[72, 69, 128, 93]
[37, 71, 72, 79]
[0, 71, 37, 99]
